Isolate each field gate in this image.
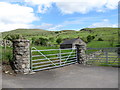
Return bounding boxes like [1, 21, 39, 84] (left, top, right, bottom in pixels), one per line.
[85, 47, 120, 66]
[30, 47, 78, 72]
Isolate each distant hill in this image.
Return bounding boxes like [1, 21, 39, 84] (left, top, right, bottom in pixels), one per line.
[2, 28, 52, 38]
[2, 27, 118, 40]
[1, 27, 119, 48]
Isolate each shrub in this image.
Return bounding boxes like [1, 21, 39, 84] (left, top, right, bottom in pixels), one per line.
[55, 31, 59, 34]
[31, 37, 36, 44]
[56, 38, 62, 44]
[49, 37, 54, 42]
[34, 37, 48, 46]
[87, 35, 95, 42]
[98, 38, 104, 41]
[4, 34, 25, 41]
[116, 44, 120, 47]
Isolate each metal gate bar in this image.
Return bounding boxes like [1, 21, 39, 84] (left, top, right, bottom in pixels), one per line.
[31, 47, 77, 71]
[86, 47, 119, 66]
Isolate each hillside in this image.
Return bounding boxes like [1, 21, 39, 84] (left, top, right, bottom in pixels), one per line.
[2, 28, 53, 37]
[2, 27, 119, 48]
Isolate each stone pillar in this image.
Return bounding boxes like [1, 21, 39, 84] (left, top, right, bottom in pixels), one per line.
[76, 44, 86, 64]
[13, 39, 31, 74]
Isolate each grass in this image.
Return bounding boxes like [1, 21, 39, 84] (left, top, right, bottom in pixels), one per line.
[1, 27, 119, 69]
[1, 46, 13, 63]
[87, 41, 118, 48]
[2, 27, 119, 47]
[31, 45, 59, 50]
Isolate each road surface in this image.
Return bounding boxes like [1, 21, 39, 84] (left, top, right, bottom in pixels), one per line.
[2, 64, 118, 88]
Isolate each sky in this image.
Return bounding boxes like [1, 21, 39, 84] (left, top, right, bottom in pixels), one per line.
[0, 0, 119, 32]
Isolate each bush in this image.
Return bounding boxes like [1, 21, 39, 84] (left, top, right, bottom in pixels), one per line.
[116, 44, 120, 47]
[98, 38, 104, 41]
[4, 34, 25, 41]
[34, 37, 48, 46]
[55, 31, 59, 34]
[49, 37, 54, 42]
[87, 35, 95, 42]
[31, 37, 36, 44]
[56, 38, 62, 44]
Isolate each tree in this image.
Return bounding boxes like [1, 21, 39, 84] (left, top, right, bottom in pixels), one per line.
[49, 37, 54, 42]
[87, 35, 92, 42]
[92, 36, 95, 39]
[87, 35, 95, 42]
[56, 38, 62, 44]
[31, 37, 36, 44]
[55, 31, 59, 34]
[4, 34, 25, 41]
[39, 37, 48, 46]
[34, 37, 48, 46]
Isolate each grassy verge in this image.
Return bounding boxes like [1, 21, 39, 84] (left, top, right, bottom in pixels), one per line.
[1, 46, 13, 63]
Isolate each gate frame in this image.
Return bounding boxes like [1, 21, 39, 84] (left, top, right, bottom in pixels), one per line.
[30, 47, 78, 72]
[85, 47, 120, 66]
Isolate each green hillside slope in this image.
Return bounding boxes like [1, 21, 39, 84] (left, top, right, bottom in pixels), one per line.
[2, 27, 119, 48]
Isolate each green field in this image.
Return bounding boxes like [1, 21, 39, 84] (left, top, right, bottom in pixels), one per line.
[1, 27, 119, 66]
[2, 27, 119, 48]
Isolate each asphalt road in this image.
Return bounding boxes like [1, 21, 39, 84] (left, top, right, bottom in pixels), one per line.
[2, 64, 118, 88]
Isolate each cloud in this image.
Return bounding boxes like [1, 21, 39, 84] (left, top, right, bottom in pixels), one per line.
[31, 23, 63, 31]
[0, 2, 38, 32]
[89, 19, 118, 28]
[48, 25, 63, 31]
[0, 23, 32, 31]
[56, 0, 119, 14]
[34, 23, 53, 29]
[0, 0, 24, 3]
[24, 0, 119, 14]
[24, 0, 53, 13]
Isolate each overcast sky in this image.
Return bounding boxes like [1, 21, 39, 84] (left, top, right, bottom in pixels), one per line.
[0, 0, 119, 32]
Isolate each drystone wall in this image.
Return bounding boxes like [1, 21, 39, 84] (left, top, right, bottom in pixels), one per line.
[13, 39, 31, 74]
[86, 50, 103, 59]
